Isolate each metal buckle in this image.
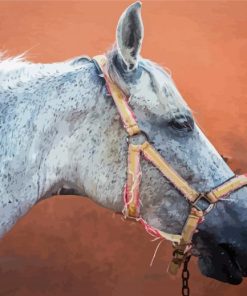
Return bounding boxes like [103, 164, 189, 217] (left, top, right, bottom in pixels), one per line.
[127, 130, 149, 145]
[173, 248, 185, 261]
[192, 193, 213, 213]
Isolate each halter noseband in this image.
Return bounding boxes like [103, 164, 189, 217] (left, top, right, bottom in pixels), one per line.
[93, 55, 247, 275]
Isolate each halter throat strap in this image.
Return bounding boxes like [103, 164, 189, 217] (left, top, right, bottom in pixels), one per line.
[93, 55, 247, 275]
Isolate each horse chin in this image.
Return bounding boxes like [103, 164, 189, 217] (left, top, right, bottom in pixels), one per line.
[198, 246, 243, 285]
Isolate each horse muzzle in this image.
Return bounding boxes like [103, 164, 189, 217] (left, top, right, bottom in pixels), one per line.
[195, 186, 247, 284]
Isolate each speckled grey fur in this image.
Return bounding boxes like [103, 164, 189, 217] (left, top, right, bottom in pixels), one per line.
[1, 2, 247, 284]
[0, 1, 234, 237]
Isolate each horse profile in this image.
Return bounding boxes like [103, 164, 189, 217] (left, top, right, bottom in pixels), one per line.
[1, 1, 247, 285]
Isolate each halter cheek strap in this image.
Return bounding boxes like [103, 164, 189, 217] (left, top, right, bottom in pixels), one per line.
[93, 55, 247, 275]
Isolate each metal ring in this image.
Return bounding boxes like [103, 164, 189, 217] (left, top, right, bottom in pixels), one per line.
[127, 130, 150, 145]
[192, 193, 214, 213]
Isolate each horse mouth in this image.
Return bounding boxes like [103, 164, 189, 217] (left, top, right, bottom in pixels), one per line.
[198, 244, 243, 285]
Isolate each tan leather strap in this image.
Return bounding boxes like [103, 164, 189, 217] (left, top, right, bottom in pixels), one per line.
[93, 55, 140, 136]
[168, 208, 203, 275]
[141, 141, 199, 202]
[139, 218, 182, 243]
[123, 144, 142, 218]
[207, 174, 247, 203]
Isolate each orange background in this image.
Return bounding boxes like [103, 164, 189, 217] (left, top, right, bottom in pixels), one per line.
[0, 1, 247, 295]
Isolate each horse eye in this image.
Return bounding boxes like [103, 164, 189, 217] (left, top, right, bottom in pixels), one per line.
[168, 115, 194, 132]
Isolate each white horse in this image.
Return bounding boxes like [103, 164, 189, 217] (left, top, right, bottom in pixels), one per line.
[1, 2, 247, 285]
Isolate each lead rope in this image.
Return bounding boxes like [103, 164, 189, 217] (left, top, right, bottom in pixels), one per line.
[182, 255, 191, 296]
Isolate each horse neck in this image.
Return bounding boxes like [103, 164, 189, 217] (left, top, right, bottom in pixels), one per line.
[33, 62, 105, 199]
[0, 60, 125, 237]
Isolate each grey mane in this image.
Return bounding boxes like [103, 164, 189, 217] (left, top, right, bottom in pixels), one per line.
[0, 53, 91, 90]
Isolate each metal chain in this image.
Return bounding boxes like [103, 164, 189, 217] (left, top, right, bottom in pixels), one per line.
[182, 255, 191, 296]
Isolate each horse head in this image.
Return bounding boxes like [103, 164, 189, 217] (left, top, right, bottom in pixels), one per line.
[99, 1, 247, 284]
[1, 1, 247, 286]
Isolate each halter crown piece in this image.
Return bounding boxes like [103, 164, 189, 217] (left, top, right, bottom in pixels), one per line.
[93, 55, 247, 275]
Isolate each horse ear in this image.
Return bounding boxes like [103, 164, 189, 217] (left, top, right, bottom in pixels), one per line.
[116, 1, 144, 71]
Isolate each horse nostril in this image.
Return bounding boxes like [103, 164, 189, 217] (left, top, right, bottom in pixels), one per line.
[219, 243, 247, 276]
[218, 243, 242, 270]
[219, 243, 236, 258]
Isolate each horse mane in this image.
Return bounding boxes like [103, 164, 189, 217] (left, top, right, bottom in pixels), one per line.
[0, 52, 90, 90]
[0, 52, 29, 71]
[0, 50, 190, 118]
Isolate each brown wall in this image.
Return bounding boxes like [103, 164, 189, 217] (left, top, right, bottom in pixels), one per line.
[0, 1, 247, 295]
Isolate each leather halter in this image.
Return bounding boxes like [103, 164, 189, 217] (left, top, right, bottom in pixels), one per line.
[93, 55, 247, 275]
